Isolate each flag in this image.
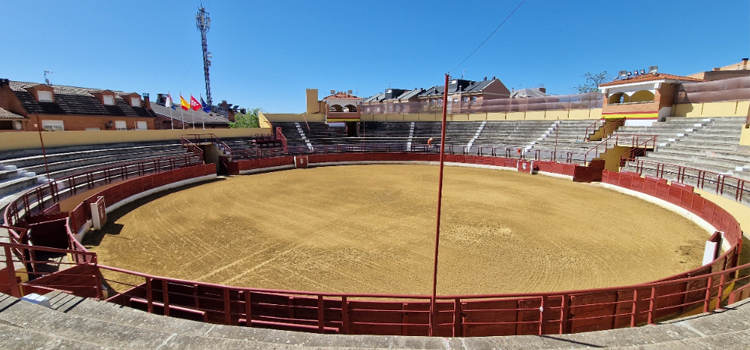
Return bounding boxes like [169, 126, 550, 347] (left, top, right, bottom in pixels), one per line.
[200, 96, 211, 113]
[190, 95, 201, 111]
[165, 94, 174, 109]
[180, 95, 190, 111]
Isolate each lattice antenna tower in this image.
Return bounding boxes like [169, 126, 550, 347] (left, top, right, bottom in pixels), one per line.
[196, 6, 212, 107]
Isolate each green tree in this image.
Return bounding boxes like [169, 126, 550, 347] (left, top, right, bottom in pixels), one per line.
[229, 108, 262, 128]
[575, 71, 609, 94]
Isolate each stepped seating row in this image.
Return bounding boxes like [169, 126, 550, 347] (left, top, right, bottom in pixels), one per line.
[624, 117, 750, 182]
[529, 120, 599, 163]
[0, 141, 194, 211]
[1, 289, 750, 349]
[473, 120, 554, 149]
[274, 122, 308, 147]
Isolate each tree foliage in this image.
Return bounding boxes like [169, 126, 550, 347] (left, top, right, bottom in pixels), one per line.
[229, 107, 262, 128]
[575, 71, 609, 94]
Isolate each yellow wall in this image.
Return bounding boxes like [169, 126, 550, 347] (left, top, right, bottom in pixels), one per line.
[546, 110, 568, 120]
[525, 111, 546, 120]
[264, 113, 326, 123]
[257, 111, 273, 129]
[305, 89, 320, 114]
[594, 145, 632, 172]
[0, 128, 272, 151]
[741, 125, 750, 146]
[673, 101, 750, 118]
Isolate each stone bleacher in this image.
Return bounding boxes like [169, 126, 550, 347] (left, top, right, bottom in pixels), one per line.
[274, 122, 309, 147]
[0, 141, 192, 214]
[622, 117, 749, 179]
[472, 120, 554, 150]
[1, 291, 749, 349]
[529, 120, 598, 163]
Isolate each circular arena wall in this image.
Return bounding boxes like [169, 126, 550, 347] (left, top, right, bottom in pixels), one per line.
[88, 164, 709, 296]
[3, 151, 748, 338]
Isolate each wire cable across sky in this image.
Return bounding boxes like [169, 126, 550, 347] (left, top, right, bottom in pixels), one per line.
[449, 0, 528, 74]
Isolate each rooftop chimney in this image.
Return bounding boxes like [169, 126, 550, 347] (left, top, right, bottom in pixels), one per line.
[539, 87, 546, 93]
[142, 93, 151, 109]
[743, 58, 749, 70]
[483, 76, 487, 81]
[492, 76, 496, 80]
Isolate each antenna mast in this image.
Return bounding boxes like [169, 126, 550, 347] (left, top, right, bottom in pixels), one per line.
[196, 6, 212, 107]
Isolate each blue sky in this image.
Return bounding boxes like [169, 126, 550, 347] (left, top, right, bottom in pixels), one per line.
[2, 0, 748, 112]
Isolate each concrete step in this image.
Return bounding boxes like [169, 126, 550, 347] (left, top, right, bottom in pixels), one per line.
[0, 293, 328, 350]
[0, 323, 118, 350]
[0, 176, 39, 198]
[671, 141, 738, 151]
[655, 147, 750, 161]
[644, 152, 750, 169]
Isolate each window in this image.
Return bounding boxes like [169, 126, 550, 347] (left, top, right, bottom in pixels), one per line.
[462, 96, 469, 102]
[115, 121, 127, 130]
[136, 121, 148, 130]
[103, 95, 115, 106]
[453, 98, 458, 104]
[85, 127, 101, 131]
[38, 91, 53, 102]
[471, 96, 478, 102]
[131, 97, 141, 107]
[437, 99, 442, 106]
[41, 120, 64, 131]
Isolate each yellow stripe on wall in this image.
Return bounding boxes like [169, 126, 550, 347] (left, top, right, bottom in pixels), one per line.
[603, 113, 658, 119]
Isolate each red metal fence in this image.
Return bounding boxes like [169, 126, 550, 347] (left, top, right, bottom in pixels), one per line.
[1, 151, 748, 338]
[3, 154, 202, 227]
[623, 158, 749, 204]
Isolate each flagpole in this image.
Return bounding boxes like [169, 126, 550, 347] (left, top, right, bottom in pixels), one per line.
[181, 108, 185, 130]
[169, 108, 174, 130]
[429, 73, 450, 337]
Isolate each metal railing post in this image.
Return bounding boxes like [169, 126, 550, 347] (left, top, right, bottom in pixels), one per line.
[146, 277, 153, 314]
[4, 245, 20, 297]
[162, 280, 170, 316]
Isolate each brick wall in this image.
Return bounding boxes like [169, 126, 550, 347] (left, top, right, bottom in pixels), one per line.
[25, 115, 155, 131]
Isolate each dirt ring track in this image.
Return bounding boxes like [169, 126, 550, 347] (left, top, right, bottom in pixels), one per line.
[86, 164, 709, 296]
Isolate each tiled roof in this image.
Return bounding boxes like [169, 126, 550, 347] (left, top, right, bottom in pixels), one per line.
[150, 103, 230, 125]
[363, 92, 385, 103]
[323, 92, 362, 100]
[599, 73, 703, 87]
[396, 88, 424, 101]
[511, 88, 547, 98]
[7, 81, 149, 117]
[0, 107, 26, 120]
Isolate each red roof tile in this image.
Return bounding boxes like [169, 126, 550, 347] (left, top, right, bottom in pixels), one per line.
[323, 92, 362, 100]
[599, 73, 703, 87]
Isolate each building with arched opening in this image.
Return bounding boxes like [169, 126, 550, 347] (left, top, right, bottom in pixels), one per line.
[599, 72, 702, 126]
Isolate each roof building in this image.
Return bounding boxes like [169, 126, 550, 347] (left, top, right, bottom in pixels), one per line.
[0, 79, 156, 131]
[687, 58, 750, 81]
[598, 70, 703, 126]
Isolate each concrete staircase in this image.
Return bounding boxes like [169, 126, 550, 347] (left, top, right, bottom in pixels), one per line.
[621, 116, 750, 205]
[1, 291, 749, 349]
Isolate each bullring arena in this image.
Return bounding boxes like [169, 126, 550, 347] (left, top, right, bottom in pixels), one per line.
[1, 108, 750, 348]
[87, 164, 709, 296]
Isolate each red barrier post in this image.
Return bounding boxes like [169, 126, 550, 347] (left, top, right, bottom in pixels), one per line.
[4, 245, 20, 297]
[162, 280, 170, 316]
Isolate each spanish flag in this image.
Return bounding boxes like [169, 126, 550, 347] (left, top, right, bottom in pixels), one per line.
[180, 95, 190, 111]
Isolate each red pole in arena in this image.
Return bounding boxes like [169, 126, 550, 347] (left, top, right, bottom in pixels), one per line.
[429, 74, 450, 336]
[35, 113, 51, 180]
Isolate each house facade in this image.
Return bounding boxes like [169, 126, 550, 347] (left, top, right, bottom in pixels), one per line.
[0, 79, 156, 131]
[598, 72, 702, 126]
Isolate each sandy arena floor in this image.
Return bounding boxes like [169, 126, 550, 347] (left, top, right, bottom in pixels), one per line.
[86, 164, 709, 296]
